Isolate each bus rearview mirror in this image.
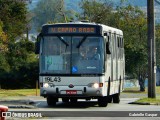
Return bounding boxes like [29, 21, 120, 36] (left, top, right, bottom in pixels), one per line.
[35, 35, 41, 54]
[35, 41, 40, 54]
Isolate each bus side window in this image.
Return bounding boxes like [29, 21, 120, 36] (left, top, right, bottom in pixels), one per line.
[117, 37, 120, 48]
[106, 35, 111, 54]
[121, 37, 124, 60]
[117, 36, 120, 59]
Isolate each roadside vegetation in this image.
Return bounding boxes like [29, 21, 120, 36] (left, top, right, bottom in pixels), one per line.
[0, 89, 40, 97]
[123, 87, 160, 104]
[136, 97, 160, 104]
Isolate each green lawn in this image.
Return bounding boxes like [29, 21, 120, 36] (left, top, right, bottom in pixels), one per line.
[0, 89, 40, 97]
[135, 96, 160, 104]
[123, 86, 160, 104]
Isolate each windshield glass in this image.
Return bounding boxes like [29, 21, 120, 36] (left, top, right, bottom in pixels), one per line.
[40, 36, 104, 74]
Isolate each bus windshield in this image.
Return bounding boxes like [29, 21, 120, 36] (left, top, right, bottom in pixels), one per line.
[40, 36, 104, 75]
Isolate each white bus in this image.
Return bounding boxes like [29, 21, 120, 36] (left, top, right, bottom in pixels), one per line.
[35, 21, 125, 107]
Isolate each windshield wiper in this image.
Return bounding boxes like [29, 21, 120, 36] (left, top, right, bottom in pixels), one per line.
[76, 36, 87, 48]
[57, 36, 69, 46]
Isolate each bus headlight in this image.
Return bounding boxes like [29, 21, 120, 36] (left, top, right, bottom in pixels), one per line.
[93, 83, 99, 89]
[43, 83, 49, 88]
[88, 83, 103, 88]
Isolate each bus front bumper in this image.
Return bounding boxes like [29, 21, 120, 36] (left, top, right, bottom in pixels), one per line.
[40, 85, 103, 98]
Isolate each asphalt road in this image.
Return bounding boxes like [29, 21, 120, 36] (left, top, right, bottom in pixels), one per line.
[1, 93, 160, 120]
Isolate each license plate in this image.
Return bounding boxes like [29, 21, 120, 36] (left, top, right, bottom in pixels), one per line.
[66, 90, 77, 94]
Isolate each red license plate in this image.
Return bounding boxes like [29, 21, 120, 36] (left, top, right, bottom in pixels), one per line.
[66, 90, 77, 94]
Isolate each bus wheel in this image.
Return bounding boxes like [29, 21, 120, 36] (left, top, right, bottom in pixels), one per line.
[98, 97, 108, 107]
[47, 96, 57, 106]
[107, 96, 112, 103]
[70, 98, 77, 103]
[62, 98, 69, 103]
[112, 93, 120, 103]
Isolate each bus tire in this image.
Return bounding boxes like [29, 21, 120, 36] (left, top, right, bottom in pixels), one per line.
[112, 93, 120, 103]
[62, 98, 69, 103]
[107, 96, 112, 103]
[47, 96, 57, 106]
[98, 97, 108, 107]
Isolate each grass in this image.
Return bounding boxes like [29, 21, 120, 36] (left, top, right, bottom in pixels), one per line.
[0, 89, 40, 97]
[135, 96, 160, 104]
[123, 86, 160, 104]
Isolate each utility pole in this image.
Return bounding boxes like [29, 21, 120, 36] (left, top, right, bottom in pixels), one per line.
[147, 0, 156, 98]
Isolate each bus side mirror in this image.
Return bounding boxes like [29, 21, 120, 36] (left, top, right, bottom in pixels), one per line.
[35, 41, 40, 54]
[106, 42, 111, 54]
[35, 35, 41, 54]
[104, 33, 108, 36]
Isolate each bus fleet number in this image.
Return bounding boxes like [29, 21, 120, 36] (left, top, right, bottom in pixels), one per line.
[45, 77, 61, 82]
[53, 77, 61, 82]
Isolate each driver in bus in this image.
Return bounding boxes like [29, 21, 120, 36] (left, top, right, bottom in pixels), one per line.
[90, 47, 100, 60]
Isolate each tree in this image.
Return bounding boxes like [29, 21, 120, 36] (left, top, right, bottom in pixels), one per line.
[32, 0, 58, 29]
[31, 0, 75, 30]
[0, 0, 39, 89]
[0, 21, 8, 52]
[115, 5, 147, 72]
[1, 40, 39, 89]
[56, 0, 67, 23]
[0, 0, 27, 40]
[79, 0, 114, 25]
[0, 20, 10, 77]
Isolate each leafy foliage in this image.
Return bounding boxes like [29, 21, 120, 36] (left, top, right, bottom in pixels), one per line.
[0, 40, 39, 89]
[31, 0, 58, 29]
[115, 5, 147, 77]
[0, 0, 27, 40]
[0, 0, 38, 89]
[0, 21, 8, 52]
[79, 0, 114, 25]
[31, 0, 74, 30]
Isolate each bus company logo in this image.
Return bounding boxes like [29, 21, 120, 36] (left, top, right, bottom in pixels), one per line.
[2, 112, 11, 117]
[68, 84, 74, 88]
[1, 112, 42, 118]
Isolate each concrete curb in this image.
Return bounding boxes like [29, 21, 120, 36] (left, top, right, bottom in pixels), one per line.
[129, 102, 160, 105]
[8, 105, 35, 109]
[0, 100, 36, 109]
[0, 100, 35, 104]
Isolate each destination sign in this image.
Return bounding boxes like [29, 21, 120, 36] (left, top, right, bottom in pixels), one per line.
[48, 27, 96, 34]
